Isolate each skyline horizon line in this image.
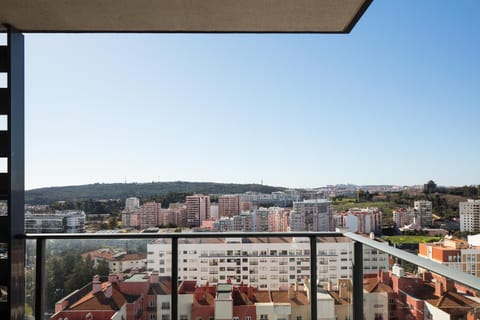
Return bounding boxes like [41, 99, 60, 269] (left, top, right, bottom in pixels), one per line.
[25, 178, 479, 192]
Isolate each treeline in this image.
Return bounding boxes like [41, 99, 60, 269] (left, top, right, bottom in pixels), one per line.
[143, 191, 194, 208]
[45, 252, 109, 311]
[333, 186, 479, 222]
[26, 181, 285, 204]
[437, 185, 480, 197]
[38, 239, 150, 311]
[50, 199, 124, 215]
[47, 191, 209, 216]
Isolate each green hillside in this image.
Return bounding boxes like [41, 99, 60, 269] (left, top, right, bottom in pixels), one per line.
[25, 181, 286, 204]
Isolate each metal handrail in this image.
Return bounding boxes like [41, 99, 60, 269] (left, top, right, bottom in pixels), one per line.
[344, 232, 480, 291]
[23, 231, 344, 320]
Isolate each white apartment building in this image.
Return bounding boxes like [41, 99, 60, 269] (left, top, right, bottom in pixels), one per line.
[124, 197, 140, 213]
[212, 210, 274, 232]
[335, 208, 382, 234]
[147, 236, 388, 291]
[414, 200, 433, 227]
[25, 210, 86, 233]
[240, 192, 300, 208]
[460, 199, 480, 232]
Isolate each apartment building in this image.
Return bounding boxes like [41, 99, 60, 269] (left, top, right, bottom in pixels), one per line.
[212, 209, 276, 232]
[218, 195, 240, 218]
[334, 208, 382, 234]
[413, 200, 433, 227]
[392, 208, 416, 228]
[267, 207, 290, 232]
[147, 236, 388, 291]
[25, 210, 86, 233]
[417, 238, 480, 276]
[240, 191, 300, 208]
[82, 248, 148, 273]
[122, 202, 188, 229]
[124, 197, 140, 213]
[460, 199, 480, 232]
[293, 199, 333, 231]
[186, 194, 211, 227]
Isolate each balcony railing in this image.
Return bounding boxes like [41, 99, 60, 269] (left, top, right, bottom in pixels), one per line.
[23, 231, 480, 320]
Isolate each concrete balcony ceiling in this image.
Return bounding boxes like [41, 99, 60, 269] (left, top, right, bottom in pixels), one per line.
[0, 0, 372, 33]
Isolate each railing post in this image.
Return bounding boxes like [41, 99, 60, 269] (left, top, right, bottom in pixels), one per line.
[35, 238, 46, 320]
[0, 27, 25, 320]
[171, 237, 178, 320]
[353, 241, 363, 320]
[310, 235, 317, 320]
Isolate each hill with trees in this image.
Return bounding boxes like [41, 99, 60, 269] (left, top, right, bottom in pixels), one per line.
[25, 181, 286, 204]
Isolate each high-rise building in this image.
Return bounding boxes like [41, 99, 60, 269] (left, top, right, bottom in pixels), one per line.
[423, 180, 437, 194]
[218, 195, 240, 218]
[289, 210, 306, 231]
[414, 200, 433, 227]
[253, 207, 269, 231]
[392, 208, 416, 227]
[293, 199, 333, 231]
[186, 194, 211, 227]
[124, 197, 140, 212]
[137, 201, 162, 229]
[267, 207, 290, 232]
[233, 212, 255, 231]
[460, 199, 480, 232]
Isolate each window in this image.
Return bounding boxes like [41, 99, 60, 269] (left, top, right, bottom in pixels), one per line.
[374, 314, 383, 320]
[149, 315, 156, 320]
[260, 315, 268, 320]
[161, 302, 170, 310]
[161, 317, 169, 320]
[245, 317, 252, 320]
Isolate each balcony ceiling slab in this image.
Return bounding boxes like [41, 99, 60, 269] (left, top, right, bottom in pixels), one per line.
[0, 0, 372, 33]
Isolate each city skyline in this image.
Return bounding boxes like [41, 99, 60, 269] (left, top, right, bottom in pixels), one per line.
[25, 1, 480, 189]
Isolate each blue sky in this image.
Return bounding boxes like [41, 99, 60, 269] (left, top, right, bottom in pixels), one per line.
[25, 1, 480, 189]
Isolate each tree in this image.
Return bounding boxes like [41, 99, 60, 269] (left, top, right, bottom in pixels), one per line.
[108, 216, 118, 229]
[95, 259, 110, 277]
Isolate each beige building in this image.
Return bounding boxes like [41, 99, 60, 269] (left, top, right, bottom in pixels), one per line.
[218, 195, 240, 218]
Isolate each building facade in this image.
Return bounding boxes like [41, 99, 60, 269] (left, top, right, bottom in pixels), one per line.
[335, 208, 382, 234]
[147, 236, 388, 291]
[25, 210, 86, 233]
[293, 199, 333, 231]
[218, 195, 240, 218]
[413, 200, 433, 227]
[460, 199, 480, 232]
[186, 194, 211, 227]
